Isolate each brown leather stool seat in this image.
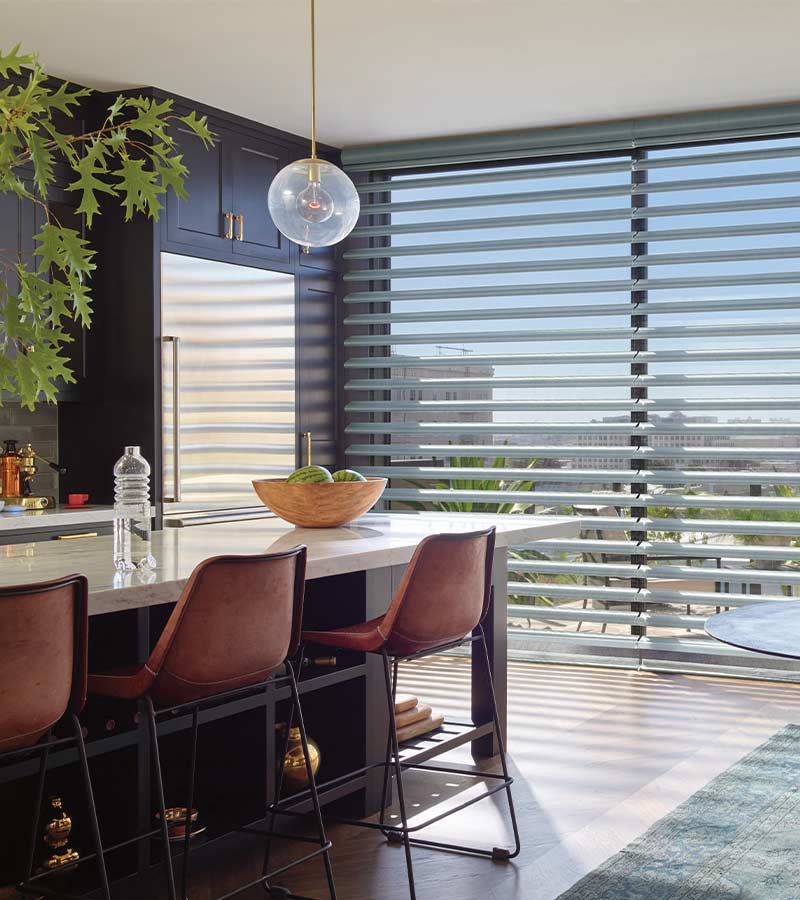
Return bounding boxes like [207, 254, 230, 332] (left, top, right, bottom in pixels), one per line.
[88, 548, 336, 900]
[0, 575, 110, 899]
[299, 528, 520, 900]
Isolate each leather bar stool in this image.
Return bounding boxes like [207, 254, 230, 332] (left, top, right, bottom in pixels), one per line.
[88, 547, 336, 900]
[299, 527, 519, 900]
[0, 574, 111, 900]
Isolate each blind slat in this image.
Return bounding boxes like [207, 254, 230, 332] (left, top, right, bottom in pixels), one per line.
[359, 170, 800, 216]
[359, 466, 800, 487]
[344, 321, 800, 346]
[351, 195, 800, 238]
[343, 246, 800, 282]
[344, 346, 800, 369]
[359, 145, 800, 194]
[346, 443, 800, 461]
[344, 296, 800, 325]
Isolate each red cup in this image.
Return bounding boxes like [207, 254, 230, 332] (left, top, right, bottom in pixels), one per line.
[67, 493, 89, 506]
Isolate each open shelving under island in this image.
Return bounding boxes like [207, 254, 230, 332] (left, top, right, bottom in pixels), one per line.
[0, 512, 577, 895]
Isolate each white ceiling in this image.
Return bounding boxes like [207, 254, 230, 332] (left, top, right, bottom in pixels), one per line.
[6, 0, 800, 151]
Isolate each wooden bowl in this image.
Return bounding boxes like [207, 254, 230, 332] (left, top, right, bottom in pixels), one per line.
[252, 477, 387, 528]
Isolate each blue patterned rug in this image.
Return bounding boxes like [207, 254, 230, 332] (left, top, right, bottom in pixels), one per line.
[557, 723, 800, 900]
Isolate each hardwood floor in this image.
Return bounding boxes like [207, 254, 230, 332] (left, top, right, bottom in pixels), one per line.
[11, 659, 800, 900]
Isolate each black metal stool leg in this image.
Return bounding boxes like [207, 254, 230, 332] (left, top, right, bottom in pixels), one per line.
[379, 659, 400, 836]
[72, 714, 112, 900]
[24, 732, 51, 881]
[477, 627, 521, 860]
[381, 651, 416, 900]
[387, 631, 521, 862]
[262, 674, 296, 891]
[180, 706, 199, 900]
[287, 662, 337, 900]
[147, 697, 178, 900]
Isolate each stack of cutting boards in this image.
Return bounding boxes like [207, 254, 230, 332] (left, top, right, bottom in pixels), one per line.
[394, 693, 444, 743]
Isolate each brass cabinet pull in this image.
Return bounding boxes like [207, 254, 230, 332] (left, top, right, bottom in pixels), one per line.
[234, 214, 244, 241]
[55, 532, 98, 540]
[223, 212, 234, 240]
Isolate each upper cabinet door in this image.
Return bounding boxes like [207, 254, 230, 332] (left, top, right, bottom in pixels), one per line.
[230, 136, 291, 265]
[165, 122, 233, 254]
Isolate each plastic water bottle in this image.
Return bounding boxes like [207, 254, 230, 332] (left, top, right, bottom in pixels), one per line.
[113, 446, 155, 571]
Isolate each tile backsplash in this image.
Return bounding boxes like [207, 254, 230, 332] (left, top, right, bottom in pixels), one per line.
[0, 403, 59, 498]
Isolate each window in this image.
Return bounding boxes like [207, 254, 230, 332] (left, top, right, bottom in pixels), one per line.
[342, 136, 800, 677]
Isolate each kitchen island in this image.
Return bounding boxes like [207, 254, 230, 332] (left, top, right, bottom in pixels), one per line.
[0, 512, 577, 894]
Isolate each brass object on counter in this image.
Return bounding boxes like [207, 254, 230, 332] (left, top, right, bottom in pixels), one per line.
[278, 724, 321, 789]
[1, 439, 21, 496]
[0, 495, 55, 509]
[41, 796, 80, 870]
[1, 440, 62, 506]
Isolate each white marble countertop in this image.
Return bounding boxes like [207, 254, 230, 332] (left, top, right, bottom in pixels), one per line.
[0, 512, 577, 616]
[0, 504, 117, 531]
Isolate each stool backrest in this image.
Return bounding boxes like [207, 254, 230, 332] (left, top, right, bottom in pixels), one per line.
[146, 547, 306, 706]
[0, 574, 88, 752]
[381, 528, 495, 657]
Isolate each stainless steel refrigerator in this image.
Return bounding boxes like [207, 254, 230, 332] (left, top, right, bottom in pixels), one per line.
[160, 252, 296, 525]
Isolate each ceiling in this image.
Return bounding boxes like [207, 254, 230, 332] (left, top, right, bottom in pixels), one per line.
[6, 0, 800, 151]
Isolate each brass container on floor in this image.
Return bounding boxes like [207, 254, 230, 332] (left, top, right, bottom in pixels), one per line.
[41, 796, 80, 870]
[278, 724, 321, 789]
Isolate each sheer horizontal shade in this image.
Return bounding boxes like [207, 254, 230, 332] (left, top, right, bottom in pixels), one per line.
[344, 127, 800, 676]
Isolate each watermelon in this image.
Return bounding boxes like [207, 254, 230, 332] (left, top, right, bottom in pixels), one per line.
[332, 469, 367, 482]
[287, 465, 333, 484]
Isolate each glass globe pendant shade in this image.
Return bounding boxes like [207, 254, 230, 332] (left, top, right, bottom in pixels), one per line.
[268, 158, 360, 249]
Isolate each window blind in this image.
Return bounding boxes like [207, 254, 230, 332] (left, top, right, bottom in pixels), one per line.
[343, 135, 800, 676]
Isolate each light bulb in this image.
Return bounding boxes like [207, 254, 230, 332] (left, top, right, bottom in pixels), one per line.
[268, 158, 360, 248]
[297, 180, 334, 224]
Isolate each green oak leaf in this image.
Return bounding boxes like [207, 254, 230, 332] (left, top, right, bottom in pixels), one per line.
[67, 144, 118, 226]
[28, 132, 54, 198]
[0, 43, 35, 79]
[115, 156, 165, 220]
[41, 80, 90, 116]
[179, 110, 215, 148]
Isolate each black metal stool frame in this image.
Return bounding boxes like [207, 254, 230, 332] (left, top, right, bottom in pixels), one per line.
[144, 656, 336, 900]
[272, 625, 520, 900]
[7, 716, 111, 900]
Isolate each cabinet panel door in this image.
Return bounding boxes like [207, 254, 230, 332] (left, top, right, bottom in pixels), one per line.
[230, 137, 291, 264]
[165, 124, 233, 254]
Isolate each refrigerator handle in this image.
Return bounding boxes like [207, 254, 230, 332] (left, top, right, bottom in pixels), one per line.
[162, 335, 181, 503]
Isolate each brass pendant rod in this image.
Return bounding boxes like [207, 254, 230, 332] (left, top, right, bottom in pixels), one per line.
[310, 0, 317, 160]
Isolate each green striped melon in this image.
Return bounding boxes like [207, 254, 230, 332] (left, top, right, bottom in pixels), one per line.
[287, 465, 333, 484]
[331, 469, 367, 482]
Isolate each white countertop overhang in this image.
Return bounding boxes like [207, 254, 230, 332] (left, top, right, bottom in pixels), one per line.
[0, 512, 578, 616]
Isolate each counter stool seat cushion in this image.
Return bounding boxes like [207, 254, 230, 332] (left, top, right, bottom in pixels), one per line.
[87, 665, 155, 701]
[303, 616, 388, 653]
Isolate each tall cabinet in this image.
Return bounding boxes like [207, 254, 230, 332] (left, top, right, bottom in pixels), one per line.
[57, 88, 340, 519]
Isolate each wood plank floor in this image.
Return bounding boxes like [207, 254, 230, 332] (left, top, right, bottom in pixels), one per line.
[14, 660, 800, 900]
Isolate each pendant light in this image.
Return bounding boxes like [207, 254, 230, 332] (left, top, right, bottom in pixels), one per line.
[268, 0, 360, 252]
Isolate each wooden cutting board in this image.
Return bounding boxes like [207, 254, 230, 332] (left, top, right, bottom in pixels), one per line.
[396, 711, 445, 744]
[394, 693, 418, 714]
[395, 703, 432, 729]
